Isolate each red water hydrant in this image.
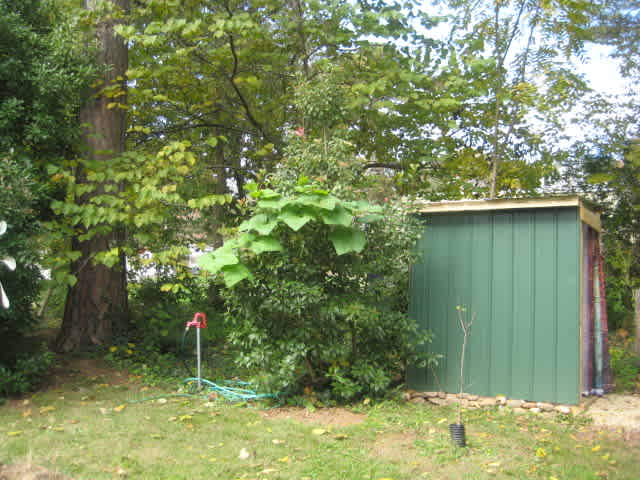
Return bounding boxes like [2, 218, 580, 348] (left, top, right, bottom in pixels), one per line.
[185, 312, 207, 389]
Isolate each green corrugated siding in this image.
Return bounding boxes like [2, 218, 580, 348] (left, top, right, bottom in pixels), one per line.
[409, 207, 581, 404]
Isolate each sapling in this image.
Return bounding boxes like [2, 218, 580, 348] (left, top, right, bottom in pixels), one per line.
[455, 305, 475, 425]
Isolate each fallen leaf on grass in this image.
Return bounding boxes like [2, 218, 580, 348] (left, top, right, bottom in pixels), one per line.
[272, 439, 285, 445]
[437, 417, 448, 424]
[278, 456, 290, 463]
[113, 404, 127, 413]
[238, 448, 251, 460]
[260, 468, 278, 474]
[592, 444, 601, 452]
[22, 409, 31, 418]
[536, 448, 547, 458]
[6, 430, 23, 436]
[39, 405, 56, 414]
[312, 428, 327, 436]
[333, 433, 349, 440]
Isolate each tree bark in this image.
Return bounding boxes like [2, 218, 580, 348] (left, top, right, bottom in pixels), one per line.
[55, 0, 129, 352]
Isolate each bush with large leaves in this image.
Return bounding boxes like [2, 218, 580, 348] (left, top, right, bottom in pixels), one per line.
[199, 182, 432, 400]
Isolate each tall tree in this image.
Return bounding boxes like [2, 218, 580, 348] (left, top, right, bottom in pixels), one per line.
[431, 0, 595, 198]
[55, 0, 130, 352]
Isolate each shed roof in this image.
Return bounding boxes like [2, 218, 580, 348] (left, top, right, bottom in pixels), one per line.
[416, 195, 601, 231]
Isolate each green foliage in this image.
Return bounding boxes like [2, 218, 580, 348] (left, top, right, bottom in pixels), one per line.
[0, 343, 53, 397]
[0, 0, 93, 160]
[198, 183, 377, 287]
[128, 275, 226, 350]
[566, 142, 640, 330]
[0, 157, 45, 343]
[104, 341, 185, 386]
[199, 177, 430, 400]
[609, 336, 640, 392]
[48, 141, 233, 285]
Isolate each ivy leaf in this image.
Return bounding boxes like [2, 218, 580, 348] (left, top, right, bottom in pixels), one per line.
[278, 206, 314, 231]
[221, 264, 252, 287]
[320, 205, 352, 227]
[329, 227, 366, 255]
[198, 251, 239, 274]
[249, 236, 284, 255]
[239, 214, 278, 235]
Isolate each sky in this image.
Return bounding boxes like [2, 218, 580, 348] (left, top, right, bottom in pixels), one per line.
[576, 44, 629, 96]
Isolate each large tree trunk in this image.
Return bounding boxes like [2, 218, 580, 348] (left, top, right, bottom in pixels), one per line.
[55, 0, 129, 352]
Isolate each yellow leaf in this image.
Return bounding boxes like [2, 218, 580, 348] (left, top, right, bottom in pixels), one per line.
[113, 404, 127, 412]
[39, 405, 56, 414]
[487, 461, 501, 468]
[278, 456, 290, 463]
[536, 448, 547, 458]
[592, 444, 601, 452]
[22, 409, 31, 418]
[6, 431, 23, 436]
[312, 428, 327, 435]
[549, 476, 559, 480]
[437, 417, 448, 424]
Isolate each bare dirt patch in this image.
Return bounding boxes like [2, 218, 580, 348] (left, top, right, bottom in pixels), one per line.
[261, 407, 365, 427]
[46, 356, 132, 388]
[372, 431, 418, 460]
[583, 393, 640, 431]
[0, 461, 70, 480]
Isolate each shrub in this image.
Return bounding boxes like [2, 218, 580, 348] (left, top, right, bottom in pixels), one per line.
[127, 274, 226, 351]
[201, 184, 434, 400]
[609, 335, 640, 392]
[0, 343, 53, 397]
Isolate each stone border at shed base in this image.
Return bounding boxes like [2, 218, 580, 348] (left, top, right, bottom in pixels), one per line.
[403, 390, 578, 415]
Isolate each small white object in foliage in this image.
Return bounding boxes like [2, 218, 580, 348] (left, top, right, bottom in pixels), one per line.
[0, 221, 17, 308]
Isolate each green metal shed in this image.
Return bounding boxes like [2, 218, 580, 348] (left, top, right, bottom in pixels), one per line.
[407, 196, 611, 405]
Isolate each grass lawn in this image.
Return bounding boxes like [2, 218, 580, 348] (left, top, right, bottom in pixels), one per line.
[0, 362, 638, 480]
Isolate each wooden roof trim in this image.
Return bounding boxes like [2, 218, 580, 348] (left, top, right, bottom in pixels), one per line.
[416, 195, 601, 231]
